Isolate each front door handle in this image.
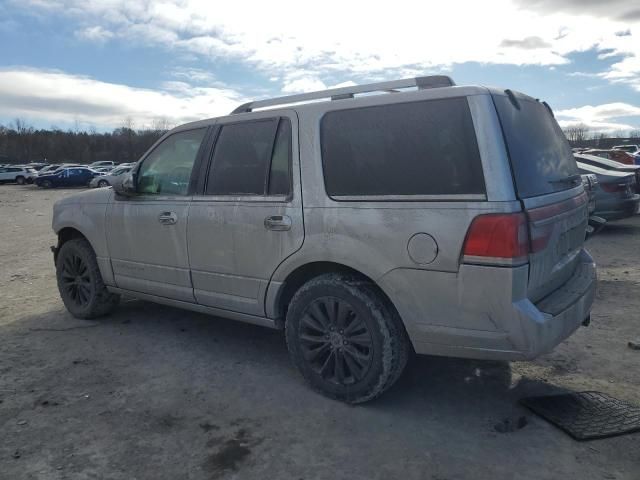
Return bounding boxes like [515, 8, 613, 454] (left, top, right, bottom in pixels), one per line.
[158, 212, 178, 225]
[264, 215, 292, 231]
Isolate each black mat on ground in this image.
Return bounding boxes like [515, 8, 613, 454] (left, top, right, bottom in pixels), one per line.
[520, 391, 640, 441]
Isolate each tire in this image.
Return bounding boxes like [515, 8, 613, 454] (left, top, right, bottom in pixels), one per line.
[15, 176, 25, 185]
[285, 273, 410, 404]
[98, 180, 109, 188]
[42, 180, 53, 189]
[55, 238, 120, 319]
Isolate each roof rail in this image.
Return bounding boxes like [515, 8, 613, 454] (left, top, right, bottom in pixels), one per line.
[231, 75, 455, 114]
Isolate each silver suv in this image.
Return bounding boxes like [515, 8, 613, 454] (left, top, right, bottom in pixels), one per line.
[52, 76, 596, 403]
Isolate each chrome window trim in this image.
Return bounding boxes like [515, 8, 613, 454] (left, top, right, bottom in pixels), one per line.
[330, 194, 486, 202]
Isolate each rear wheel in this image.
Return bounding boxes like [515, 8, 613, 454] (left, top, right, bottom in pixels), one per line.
[15, 176, 25, 185]
[56, 238, 120, 319]
[285, 273, 409, 403]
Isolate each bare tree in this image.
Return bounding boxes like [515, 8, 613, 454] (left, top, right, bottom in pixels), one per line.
[150, 117, 172, 132]
[563, 124, 590, 145]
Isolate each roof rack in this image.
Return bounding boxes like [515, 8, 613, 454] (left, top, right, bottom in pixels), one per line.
[230, 75, 455, 114]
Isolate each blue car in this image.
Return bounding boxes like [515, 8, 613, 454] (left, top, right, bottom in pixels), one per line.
[35, 167, 101, 188]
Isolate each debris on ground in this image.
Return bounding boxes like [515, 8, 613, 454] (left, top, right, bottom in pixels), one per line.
[494, 416, 528, 433]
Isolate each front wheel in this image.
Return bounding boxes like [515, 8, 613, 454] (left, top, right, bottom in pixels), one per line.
[285, 273, 409, 403]
[98, 179, 109, 188]
[56, 238, 120, 319]
[42, 180, 53, 188]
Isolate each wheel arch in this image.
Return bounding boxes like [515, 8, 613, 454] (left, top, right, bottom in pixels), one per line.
[54, 227, 90, 261]
[268, 261, 403, 330]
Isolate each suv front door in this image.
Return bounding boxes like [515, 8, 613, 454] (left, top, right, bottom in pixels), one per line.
[188, 113, 304, 316]
[106, 127, 209, 302]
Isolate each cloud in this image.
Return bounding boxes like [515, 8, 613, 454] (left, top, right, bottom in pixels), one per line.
[75, 25, 114, 43]
[514, 0, 640, 21]
[11, 0, 617, 82]
[282, 77, 327, 94]
[556, 102, 640, 132]
[0, 67, 247, 128]
[500, 36, 552, 49]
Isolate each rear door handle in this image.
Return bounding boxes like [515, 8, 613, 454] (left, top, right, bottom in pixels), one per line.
[158, 212, 178, 225]
[264, 215, 292, 231]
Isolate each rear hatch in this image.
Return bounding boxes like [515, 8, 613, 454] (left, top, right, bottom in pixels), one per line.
[493, 93, 588, 303]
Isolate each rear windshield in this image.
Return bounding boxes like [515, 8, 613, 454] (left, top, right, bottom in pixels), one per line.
[493, 95, 579, 198]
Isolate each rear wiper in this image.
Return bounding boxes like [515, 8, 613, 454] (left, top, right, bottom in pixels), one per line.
[548, 174, 582, 186]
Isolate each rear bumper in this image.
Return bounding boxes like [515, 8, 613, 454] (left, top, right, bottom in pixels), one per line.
[518, 249, 596, 359]
[380, 249, 597, 361]
[595, 195, 640, 220]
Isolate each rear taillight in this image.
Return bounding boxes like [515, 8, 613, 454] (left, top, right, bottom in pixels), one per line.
[462, 213, 529, 265]
[601, 182, 628, 193]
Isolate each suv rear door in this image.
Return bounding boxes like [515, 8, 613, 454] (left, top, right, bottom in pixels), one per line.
[187, 111, 304, 317]
[492, 93, 588, 302]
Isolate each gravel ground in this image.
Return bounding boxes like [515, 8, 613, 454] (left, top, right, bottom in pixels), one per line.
[0, 185, 639, 480]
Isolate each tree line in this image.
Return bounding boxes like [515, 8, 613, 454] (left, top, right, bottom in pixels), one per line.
[0, 119, 171, 165]
[562, 124, 640, 149]
[2, 118, 639, 165]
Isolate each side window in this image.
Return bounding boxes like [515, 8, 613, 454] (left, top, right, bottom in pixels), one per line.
[206, 118, 292, 196]
[137, 128, 207, 196]
[268, 119, 292, 195]
[321, 98, 485, 197]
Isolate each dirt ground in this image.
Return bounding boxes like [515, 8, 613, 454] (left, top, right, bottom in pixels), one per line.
[0, 185, 639, 480]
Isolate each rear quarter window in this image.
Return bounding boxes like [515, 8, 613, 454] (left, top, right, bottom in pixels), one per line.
[320, 97, 485, 198]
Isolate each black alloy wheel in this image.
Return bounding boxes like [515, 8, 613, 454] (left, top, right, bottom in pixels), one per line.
[60, 252, 93, 307]
[298, 297, 374, 386]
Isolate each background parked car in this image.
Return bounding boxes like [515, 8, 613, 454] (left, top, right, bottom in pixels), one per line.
[584, 149, 636, 165]
[575, 153, 640, 193]
[0, 165, 37, 184]
[26, 162, 49, 171]
[92, 166, 115, 173]
[576, 161, 640, 220]
[612, 144, 640, 164]
[36, 164, 83, 177]
[89, 161, 116, 169]
[35, 167, 102, 188]
[89, 165, 133, 188]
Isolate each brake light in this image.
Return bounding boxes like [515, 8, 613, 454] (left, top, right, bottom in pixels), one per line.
[463, 213, 529, 263]
[601, 183, 628, 193]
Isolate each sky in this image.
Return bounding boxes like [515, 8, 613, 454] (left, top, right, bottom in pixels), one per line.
[0, 0, 639, 133]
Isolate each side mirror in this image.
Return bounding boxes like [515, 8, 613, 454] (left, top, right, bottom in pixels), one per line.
[114, 172, 137, 196]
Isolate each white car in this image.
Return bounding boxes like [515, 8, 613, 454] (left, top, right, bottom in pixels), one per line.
[0, 166, 37, 185]
[89, 161, 116, 169]
[89, 165, 133, 188]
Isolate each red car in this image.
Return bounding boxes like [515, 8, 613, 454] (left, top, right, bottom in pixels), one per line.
[584, 149, 636, 165]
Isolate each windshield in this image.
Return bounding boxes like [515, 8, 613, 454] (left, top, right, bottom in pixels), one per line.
[493, 95, 579, 198]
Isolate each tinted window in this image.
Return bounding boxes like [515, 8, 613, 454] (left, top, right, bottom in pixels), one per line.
[321, 98, 485, 197]
[138, 128, 207, 195]
[207, 118, 291, 196]
[268, 119, 292, 195]
[493, 95, 579, 198]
